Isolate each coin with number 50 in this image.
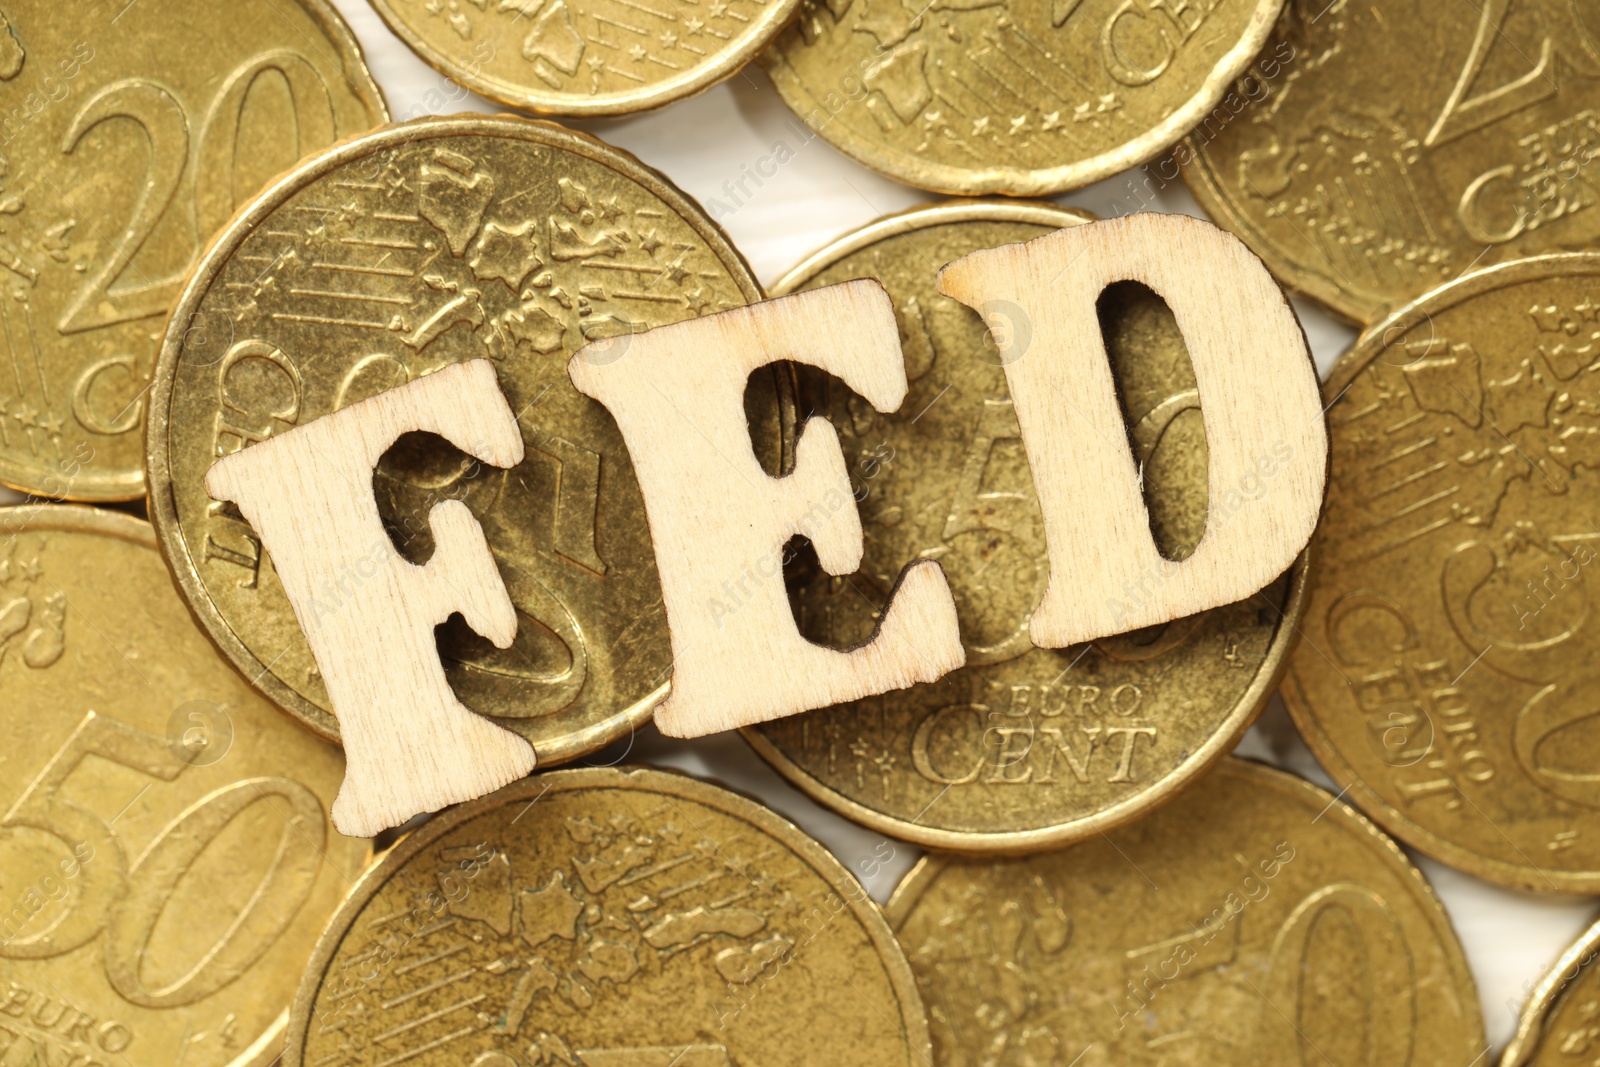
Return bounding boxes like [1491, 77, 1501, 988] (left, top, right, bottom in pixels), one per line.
[0, 505, 369, 1067]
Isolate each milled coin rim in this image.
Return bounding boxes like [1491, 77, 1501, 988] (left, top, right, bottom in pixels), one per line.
[0, 501, 376, 1067]
[0, 501, 153, 547]
[1284, 251, 1600, 892]
[741, 198, 1314, 853]
[882, 757, 1486, 1062]
[0, 0, 388, 503]
[146, 114, 762, 760]
[280, 765, 933, 1067]
[365, 0, 804, 117]
[1502, 915, 1600, 1066]
[762, 0, 1286, 196]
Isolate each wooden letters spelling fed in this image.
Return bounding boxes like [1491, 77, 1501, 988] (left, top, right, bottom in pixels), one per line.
[206, 214, 1328, 835]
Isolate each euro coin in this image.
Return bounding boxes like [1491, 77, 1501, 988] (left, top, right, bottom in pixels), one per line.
[746, 200, 1305, 851]
[1503, 918, 1600, 1066]
[1285, 253, 1600, 892]
[366, 0, 802, 116]
[0, 0, 384, 500]
[147, 115, 772, 764]
[886, 758, 1485, 1065]
[765, 0, 1285, 195]
[0, 503, 368, 1067]
[1184, 0, 1600, 323]
[284, 767, 931, 1067]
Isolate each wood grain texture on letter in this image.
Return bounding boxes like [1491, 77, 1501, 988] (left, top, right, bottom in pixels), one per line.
[938, 213, 1327, 646]
[568, 280, 965, 737]
[205, 359, 535, 837]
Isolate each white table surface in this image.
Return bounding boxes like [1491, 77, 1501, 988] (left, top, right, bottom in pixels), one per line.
[17, 2, 1589, 1055]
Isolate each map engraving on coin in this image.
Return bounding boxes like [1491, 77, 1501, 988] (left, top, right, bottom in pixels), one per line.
[285, 768, 931, 1067]
[1185, 0, 1600, 323]
[148, 116, 774, 766]
[765, 0, 1285, 194]
[1286, 252, 1600, 891]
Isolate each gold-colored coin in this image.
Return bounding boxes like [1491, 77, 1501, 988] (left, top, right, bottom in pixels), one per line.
[764, 0, 1284, 195]
[0, 504, 368, 1067]
[744, 200, 1306, 851]
[366, 0, 802, 116]
[147, 115, 772, 762]
[1184, 0, 1600, 324]
[1503, 918, 1600, 1066]
[284, 766, 931, 1067]
[1285, 253, 1600, 892]
[0, 0, 385, 501]
[886, 757, 1486, 1065]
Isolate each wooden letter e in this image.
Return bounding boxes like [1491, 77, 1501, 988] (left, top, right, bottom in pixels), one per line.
[569, 280, 965, 737]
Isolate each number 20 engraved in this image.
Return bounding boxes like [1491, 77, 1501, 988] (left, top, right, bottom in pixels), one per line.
[0, 710, 326, 1008]
[58, 51, 339, 335]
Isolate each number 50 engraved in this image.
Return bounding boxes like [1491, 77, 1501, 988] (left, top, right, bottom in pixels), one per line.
[0, 710, 326, 1008]
[1254, 884, 1416, 1064]
[1127, 882, 1416, 1060]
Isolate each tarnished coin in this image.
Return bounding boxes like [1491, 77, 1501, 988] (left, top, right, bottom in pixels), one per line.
[1503, 918, 1600, 1066]
[284, 766, 931, 1067]
[744, 201, 1306, 852]
[764, 0, 1284, 195]
[1184, 0, 1600, 324]
[0, 504, 369, 1067]
[367, 0, 802, 116]
[886, 758, 1486, 1066]
[1285, 253, 1600, 892]
[0, 0, 385, 501]
[148, 115, 771, 762]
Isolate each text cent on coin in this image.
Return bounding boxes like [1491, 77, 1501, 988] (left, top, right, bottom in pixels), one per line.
[1184, 0, 1600, 324]
[147, 115, 774, 764]
[1285, 253, 1600, 892]
[366, 0, 803, 116]
[887, 758, 1485, 1065]
[745, 200, 1306, 851]
[0, 0, 385, 500]
[284, 767, 931, 1067]
[765, 0, 1285, 195]
[0, 505, 368, 1067]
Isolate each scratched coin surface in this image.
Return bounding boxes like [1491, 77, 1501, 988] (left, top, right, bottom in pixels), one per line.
[1285, 253, 1600, 892]
[1183, 0, 1600, 324]
[886, 758, 1485, 1066]
[0, 0, 385, 500]
[284, 766, 931, 1067]
[0, 504, 368, 1067]
[366, 0, 802, 116]
[745, 201, 1305, 851]
[1503, 918, 1600, 1066]
[148, 115, 770, 760]
[764, 0, 1284, 195]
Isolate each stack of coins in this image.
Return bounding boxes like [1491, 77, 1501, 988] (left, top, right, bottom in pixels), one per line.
[1, 0, 1596, 1063]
